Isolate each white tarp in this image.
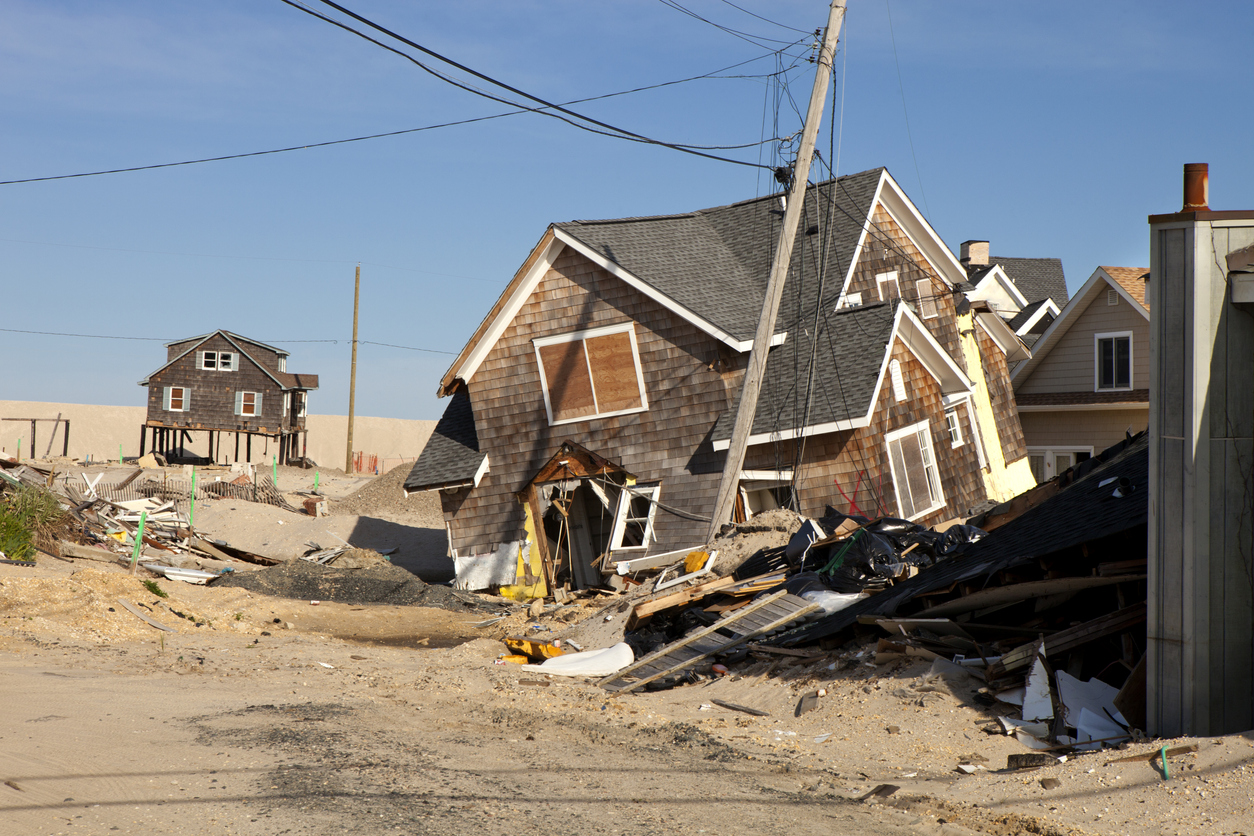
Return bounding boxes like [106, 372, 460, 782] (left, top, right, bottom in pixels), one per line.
[521, 643, 634, 677]
[453, 541, 522, 591]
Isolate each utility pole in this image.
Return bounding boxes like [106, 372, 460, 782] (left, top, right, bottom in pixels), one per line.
[705, 0, 847, 542]
[345, 263, 360, 474]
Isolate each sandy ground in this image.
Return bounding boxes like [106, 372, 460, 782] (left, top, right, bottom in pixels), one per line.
[4, 551, 1254, 836]
[4, 464, 1254, 835]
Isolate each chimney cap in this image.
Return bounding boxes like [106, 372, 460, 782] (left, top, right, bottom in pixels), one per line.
[1183, 163, 1209, 212]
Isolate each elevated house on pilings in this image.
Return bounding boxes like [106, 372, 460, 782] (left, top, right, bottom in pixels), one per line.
[137, 330, 318, 465]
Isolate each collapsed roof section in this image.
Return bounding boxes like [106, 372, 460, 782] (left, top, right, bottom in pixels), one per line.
[403, 389, 487, 494]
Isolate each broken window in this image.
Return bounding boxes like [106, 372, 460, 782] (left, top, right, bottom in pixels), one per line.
[163, 386, 188, 412]
[916, 278, 939, 319]
[199, 351, 236, 371]
[235, 391, 262, 417]
[534, 324, 648, 425]
[876, 270, 900, 301]
[1095, 332, 1132, 390]
[885, 420, 945, 520]
[609, 483, 660, 551]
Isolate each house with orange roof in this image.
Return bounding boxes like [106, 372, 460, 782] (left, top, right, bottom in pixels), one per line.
[1008, 266, 1150, 482]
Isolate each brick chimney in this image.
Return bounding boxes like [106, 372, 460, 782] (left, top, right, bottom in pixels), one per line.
[960, 240, 989, 266]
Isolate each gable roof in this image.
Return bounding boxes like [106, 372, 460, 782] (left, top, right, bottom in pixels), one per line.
[438, 167, 970, 398]
[710, 301, 973, 449]
[403, 389, 488, 493]
[138, 330, 317, 390]
[991, 255, 1068, 306]
[1100, 266, 1150, 308]
[1010, 266, 1150, 385]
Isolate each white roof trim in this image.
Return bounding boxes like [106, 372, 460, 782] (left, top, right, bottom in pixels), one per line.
[975, 311, 1031, 364]
[472, 454, 490, 487]
[1014, 298, 1061, 335]
[1017, 402, 1149, 412]
[969, 263, 1031, 310]
[712, 303, 971, 452]
[739, 469, 794, 481]
[834, 173, 886, 307]
[1010, 267, 1149, 385]
[876, 172, 969, 288]
[554, 227, 783, 352]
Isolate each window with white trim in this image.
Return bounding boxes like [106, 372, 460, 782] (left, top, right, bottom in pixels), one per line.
[876, 270, 900, 301]
[1028, 447, 1094, 484]
[163, 386, 189, 412]
[283, 392, 291, 415]
[534, 324, 648, 425]
[839, 291, 863, 310]
[916, 278, 939, 319]
[1095, 332, 1132, 391]
[889, 359, 906, 403]
[609, 484, 660, 551]
[199, 350, 236, 371]
[944, 407, 963, 447]
[885, 420, 946, 520]
[235, 391, 262, 417]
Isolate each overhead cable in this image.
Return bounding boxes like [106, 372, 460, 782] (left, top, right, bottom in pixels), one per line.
[294, 0, 774, 167]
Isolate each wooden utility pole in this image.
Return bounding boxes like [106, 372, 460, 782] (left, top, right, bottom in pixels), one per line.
[345, 263, 360, 473]
[705, 0, 847, 541]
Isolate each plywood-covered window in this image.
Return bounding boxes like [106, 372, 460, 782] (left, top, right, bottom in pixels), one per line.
[534, 324, 648, 425]
[885, 420, 945, 520]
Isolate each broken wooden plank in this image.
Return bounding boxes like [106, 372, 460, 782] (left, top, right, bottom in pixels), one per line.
[917, 575, 1147, 618]
[1104, 743, 1198, 765]
[987, 602, 1147, 678]
[58, 541, 127, 566]
[116, 597, 175, 632]
[711, 698, 768, 717]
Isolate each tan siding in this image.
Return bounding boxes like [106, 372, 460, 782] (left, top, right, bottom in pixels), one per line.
[1017, 294, 1150, 394]
[1019, 409, 1149, 452]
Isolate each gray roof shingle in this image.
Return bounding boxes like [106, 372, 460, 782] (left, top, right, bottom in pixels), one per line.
[404, 389, 484, 492]
[992, 256, 1067, 306]
[556, 168, 884, 343]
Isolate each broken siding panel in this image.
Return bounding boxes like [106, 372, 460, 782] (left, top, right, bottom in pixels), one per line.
[445, 247, 730, 554]
[845, 207, 967, 375]
[977, 325, 1027, 464]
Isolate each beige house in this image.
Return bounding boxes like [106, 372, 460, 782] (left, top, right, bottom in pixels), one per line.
[1009, 266, 1150, 483]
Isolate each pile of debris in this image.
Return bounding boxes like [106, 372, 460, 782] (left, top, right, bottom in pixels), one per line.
[503, 432, 1151, 766]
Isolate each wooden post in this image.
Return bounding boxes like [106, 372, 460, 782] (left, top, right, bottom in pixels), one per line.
[234, 431, 240, 462]
[346, 263, 360, 473]
[139, 426, 146, 457]
[706, 0, 847, 542]
[246, 433, 252, 462]
[63, 421, 69, 458]
[30, 420, 36, 459]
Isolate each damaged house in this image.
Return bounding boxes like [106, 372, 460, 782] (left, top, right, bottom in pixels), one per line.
[404, 168, 1038, 594]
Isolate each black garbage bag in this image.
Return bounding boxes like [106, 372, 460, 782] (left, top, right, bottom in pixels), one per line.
[936, 524, 988, 556]
[867, 517, 922, 536]
[817, 507, 870, 531]
[817, 529, 904, 592]
[785, 518, 827, 565]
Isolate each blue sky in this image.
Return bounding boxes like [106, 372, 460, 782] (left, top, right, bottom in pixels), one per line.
[2, 0, 1250, 421]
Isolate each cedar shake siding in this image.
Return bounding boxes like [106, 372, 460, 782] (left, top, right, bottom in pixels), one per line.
[977, 323, 1026, 463]
[443, 248, 732, 555]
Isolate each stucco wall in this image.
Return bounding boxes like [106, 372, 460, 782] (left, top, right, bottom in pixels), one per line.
[0, 400, 434, 470]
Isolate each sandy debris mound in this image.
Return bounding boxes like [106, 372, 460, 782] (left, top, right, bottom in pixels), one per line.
[708, 507, 803, 575]
[331, 461, 442, 525]
[0, 566, 259, 642]
[211, 559, 489, 612]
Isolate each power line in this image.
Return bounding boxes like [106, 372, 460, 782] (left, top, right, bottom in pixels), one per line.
[885, 0, 929, 218]
[2, 52, 786, 187]
[656, 0, 805, 47]
[291, 0, 775, 168]
[713, 0, 814, 35]
[0, 327, 456, 355]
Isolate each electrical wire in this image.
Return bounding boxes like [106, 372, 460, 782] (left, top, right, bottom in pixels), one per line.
[293, 0, 775, 167]
[0, 327, 456, 355]
[885, 0, 929, 218]
[655, 0, 804, 47]
[713, 0, 814, 35]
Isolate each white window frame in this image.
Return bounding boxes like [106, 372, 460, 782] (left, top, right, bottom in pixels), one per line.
[608, 483, 661, 552]
[235, 391, 262, 417]
[198, 350, 237, 371]
[1027, 446, 1095, 484]
[884, 419, 946, 521]
[876, 270, 900, 301]
[283, 392, 291, 415]
[163, 386, 189, 413]
[944, 407, 963, 448]
[533, 323, 649, 426]
[889, 358, 906, 403]
[916, 278, 939, 319]
[1094, 331, 1133, 391]
[964, 399, 988, 469]
[839, 291, 863, 310]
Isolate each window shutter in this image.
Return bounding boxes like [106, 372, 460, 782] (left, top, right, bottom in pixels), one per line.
[183, 389, 191, 411]
[916, 279, 938, 319]
[234, 391, 244, 415]
[163, 386, 172, 411]
[196, 351, 205, 370]
[890, 359, 906, 402]
[254, 393, 263, 415]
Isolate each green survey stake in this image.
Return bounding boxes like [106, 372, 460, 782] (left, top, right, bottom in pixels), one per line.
[190, 468, 197, 528]
[130, 510, 147, 571]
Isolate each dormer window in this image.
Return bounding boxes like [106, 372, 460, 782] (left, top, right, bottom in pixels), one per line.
[200, 351, 237, 371]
